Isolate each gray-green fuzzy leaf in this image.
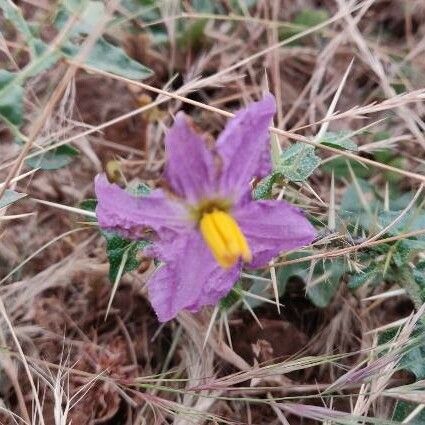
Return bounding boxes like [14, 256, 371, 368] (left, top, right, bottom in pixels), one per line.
[103, 233, 150, 283]
[0, 70, 23, 127]
[320, 131, 358, 151]
[0, 0, 40, 57]
[26, 145, 79, 170]
[278, 144, 320, 182]
[0, 189, 26, 209]
[62, 38, 153, 80]
[306, 260, 345, 307]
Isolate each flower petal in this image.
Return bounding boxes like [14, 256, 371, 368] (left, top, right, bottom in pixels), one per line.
[233, 200, 316, 268]
[164, 112, 216, 202]
[217, 94, 276, 201]
[148, 230, 240, 322]
[95, 174, 187, 239]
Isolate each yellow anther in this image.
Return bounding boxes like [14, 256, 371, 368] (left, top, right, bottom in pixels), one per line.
[199, 209, 252, 268]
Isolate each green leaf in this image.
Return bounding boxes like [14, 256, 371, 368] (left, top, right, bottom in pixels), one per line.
[374, 149, 396, 164]
[253, 172, 282, 200]
[0, 0, 58, 76]
[378, 209, 425, 238]
[103, 233, 150, 283]
[403, 339, 425, 380]
[278, 256, 343, 308]
[392, 401, 425, 424]
[54, 1, 152, 79]
[307, 280, 340, 307]
[0, 189, 26, 209]
[414, 262, 425, 284]
[319, 131, 358, 151]
[220, 284, 242, 311]
[0, 0, 40, 58]
[384, 157, 407, 183]
[278, 144, 320, 182]
[340, 179, 380, 229]
[26, 145, 79, 170]
[306, 260, 345, 307]
[392, 242, 416, 268]
[228, 0, 258, 12]
[62, 38, 153, 80]
[192, 0, 215, 13]
[79, 198, 97, 222]
[322, 157, 372, 179]
[275, 253, 312, 295]
[79, 198, 97, 212]
[386, 159, 407, 184]
[412, 264, 425, 304]
[54, 0, 106, 35]
[149, 27, 169, 44]
[279, 8, 329, 41]
[96, 183, 152, 282]
[137, 0, 156, 5]
[246, 255, 342, 309]
[178, 19, 207, 49]
[389, 191, 416, 210]
[373, 131, 390, 142]
[380, 327, 425, 380]
[293, 8, 329, 28]
[240, 271, 275, 309]
[0, 59, 58, 132]
[0, 70, 23, 127]
[374, 149, 408, 183]
[128, 182, 152, 197]
[243, 253, 309, 309]
[348, 263, 383, 289]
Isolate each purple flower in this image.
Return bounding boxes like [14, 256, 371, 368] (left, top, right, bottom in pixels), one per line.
[95, 94, 316, 322]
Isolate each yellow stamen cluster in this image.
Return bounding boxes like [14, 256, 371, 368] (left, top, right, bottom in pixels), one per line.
[199, 209, 252, 268]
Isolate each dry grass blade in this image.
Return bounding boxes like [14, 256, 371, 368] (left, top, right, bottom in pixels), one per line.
[313, 59, 354, 142]
[273, 228, 425, 268]
[0, 227, 89, 285]
[48, 62, 425, 186]
[0, 297, 45, 425]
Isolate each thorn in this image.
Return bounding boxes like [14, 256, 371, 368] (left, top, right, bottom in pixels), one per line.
[105, 246, 130, 320]
[384, 182, 390, 211]
[269, 261, 281, 314]
[328, 170, 336, 232]
[203, 305, 219, 351]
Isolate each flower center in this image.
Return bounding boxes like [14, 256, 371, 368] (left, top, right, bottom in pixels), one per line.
[199, 209, 252, 269]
